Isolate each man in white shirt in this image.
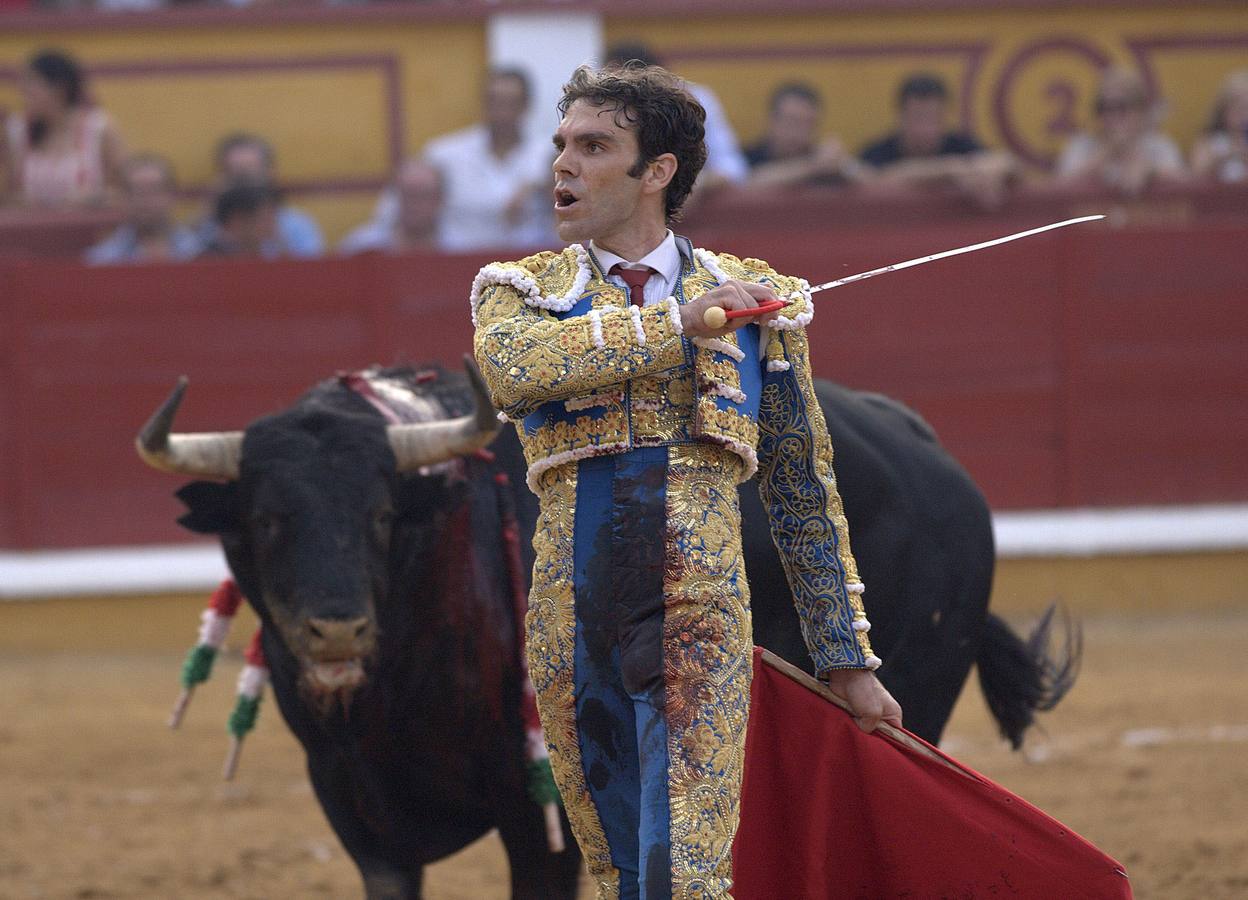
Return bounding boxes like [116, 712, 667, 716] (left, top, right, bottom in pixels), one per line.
[423, 68, 556, 252]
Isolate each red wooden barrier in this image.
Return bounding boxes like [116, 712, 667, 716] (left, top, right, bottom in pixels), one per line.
[684, 187, 1248, 511]
[0, 207, 122, 261]
[2, 193, 1246, 550]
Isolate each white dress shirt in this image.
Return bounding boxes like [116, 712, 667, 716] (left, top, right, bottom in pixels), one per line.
[591, 230, 682, 307]
[591, 230, 769, 356]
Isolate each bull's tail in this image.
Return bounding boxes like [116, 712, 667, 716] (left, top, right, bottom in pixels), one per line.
[976, 604, 1082, 749]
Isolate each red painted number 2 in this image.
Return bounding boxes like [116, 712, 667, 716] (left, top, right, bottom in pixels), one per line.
[1045, 80, 1080, 137]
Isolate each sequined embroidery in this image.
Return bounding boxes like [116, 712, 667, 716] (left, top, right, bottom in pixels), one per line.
[664, 444, 752, 899]
[474, 279, 687, 419]
[474, 248, 811, 483]
[756, 327, 875, 672]
[526, 464, 620, 897]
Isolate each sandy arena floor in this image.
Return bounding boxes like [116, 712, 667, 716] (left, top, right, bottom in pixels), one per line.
[1, 598, 1246, 900]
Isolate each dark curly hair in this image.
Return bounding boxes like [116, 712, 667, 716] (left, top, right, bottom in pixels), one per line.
[558, 63, 707, 222]
[27, 49, 87, 149]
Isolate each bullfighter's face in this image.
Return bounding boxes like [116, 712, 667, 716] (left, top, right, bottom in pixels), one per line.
[551, 99, 674, 248]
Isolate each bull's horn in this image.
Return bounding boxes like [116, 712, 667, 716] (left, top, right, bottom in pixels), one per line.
[135, 377, 243, 480]
[388, 356, 501, 472]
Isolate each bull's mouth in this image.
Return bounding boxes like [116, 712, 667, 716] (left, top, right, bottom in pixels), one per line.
[307, 658, 366, 692]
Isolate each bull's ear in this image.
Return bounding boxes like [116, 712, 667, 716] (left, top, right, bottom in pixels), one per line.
[175, 481, 238, 534]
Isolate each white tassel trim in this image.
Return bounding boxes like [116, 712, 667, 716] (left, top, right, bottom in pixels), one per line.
[470, 264, 539, 326]
[766, 358, 791, 372]
[469, 244, 592, 325]
[632, 398, 664, 411]
[771, 281, 814, 331]
[526, 441, 631, 491]
[197, 609, 233, 649]
[693, 249, 812, 331]
[865, 655, 883, 671]
[496, 410, 511, 423]
[852, 618, 872, 633]
[628, 305, 647, 346]
[692, 336, 745, 362]
[565, 392, 623, 412]
[525, 433, 758, 489]
[693, 248, 729, 285]
[588, 309, 605, 349]
[707, 382, 747, 404]
[237, 663, 269, 699]
[665, 297, 683, 336]
[847, 582, 865, 594]
[588, 304, 623, 351]
[698, 433, 759, 482]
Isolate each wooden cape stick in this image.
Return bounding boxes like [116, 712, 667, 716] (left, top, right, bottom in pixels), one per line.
[758, 649, 975, 780]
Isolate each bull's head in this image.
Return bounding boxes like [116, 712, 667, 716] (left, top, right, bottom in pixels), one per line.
[136, 358, 500, 711]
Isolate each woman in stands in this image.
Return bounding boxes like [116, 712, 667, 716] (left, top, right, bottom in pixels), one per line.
[1191, 69, 1248, 184]
[1, 49, 126, 208]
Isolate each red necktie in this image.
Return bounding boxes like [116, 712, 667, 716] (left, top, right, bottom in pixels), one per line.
[609, 263, 656, 308]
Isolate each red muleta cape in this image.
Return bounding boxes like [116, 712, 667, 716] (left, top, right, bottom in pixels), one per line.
[732, 648, 1132, 899]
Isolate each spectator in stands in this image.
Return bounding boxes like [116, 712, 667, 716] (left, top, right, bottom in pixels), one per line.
[422, 67, 554, 252]
[1055, 67, 1187, 196]
[604, 42, 749, 189]
[1191, 69, 1248, 184]
[84, 154, 200, 264]
[200, 181, 280, 258]
[339, 159, 442, 255]
[743, 82, 868, 188]
[0, 49, 126, 208]
[860, 73, 1015, 207]
[197, 132, 323, 257]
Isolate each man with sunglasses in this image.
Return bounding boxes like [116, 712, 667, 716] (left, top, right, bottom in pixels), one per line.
[1056, 67, 1188, 196]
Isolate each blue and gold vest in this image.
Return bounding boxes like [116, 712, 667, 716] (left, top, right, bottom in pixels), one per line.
[471, 235, 812, 490]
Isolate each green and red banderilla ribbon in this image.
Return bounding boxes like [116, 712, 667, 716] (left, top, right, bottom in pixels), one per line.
[168, 579, 269, 779]
[169, 579, 244, 728]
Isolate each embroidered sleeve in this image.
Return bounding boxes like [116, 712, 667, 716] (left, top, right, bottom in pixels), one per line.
[712, 252, 813, 330]
[473, 281, 689, 418]
[756, 325, 878, 675]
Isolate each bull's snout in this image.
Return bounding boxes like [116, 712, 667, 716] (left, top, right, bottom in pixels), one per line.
[302, 616, 373, 694]
[305, 616, 375, 660]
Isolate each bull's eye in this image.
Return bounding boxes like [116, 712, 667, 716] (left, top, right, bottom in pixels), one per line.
[249, 512, 283, 543]
[372, 509, 395, 540]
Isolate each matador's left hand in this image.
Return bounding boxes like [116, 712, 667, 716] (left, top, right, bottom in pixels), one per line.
[824, 669, 903, 734]
[680, 280, 782, 339]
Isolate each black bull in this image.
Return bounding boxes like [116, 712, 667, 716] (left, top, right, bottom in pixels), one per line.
[147, 366, 1077, 899]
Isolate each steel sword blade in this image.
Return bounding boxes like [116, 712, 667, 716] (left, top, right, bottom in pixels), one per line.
[806, 214, 1105, 295]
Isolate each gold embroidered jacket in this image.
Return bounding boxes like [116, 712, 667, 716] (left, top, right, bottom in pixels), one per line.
[471, 238, 879, 672]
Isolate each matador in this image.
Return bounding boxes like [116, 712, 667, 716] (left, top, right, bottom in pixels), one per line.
[472, 63, 902, 899]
